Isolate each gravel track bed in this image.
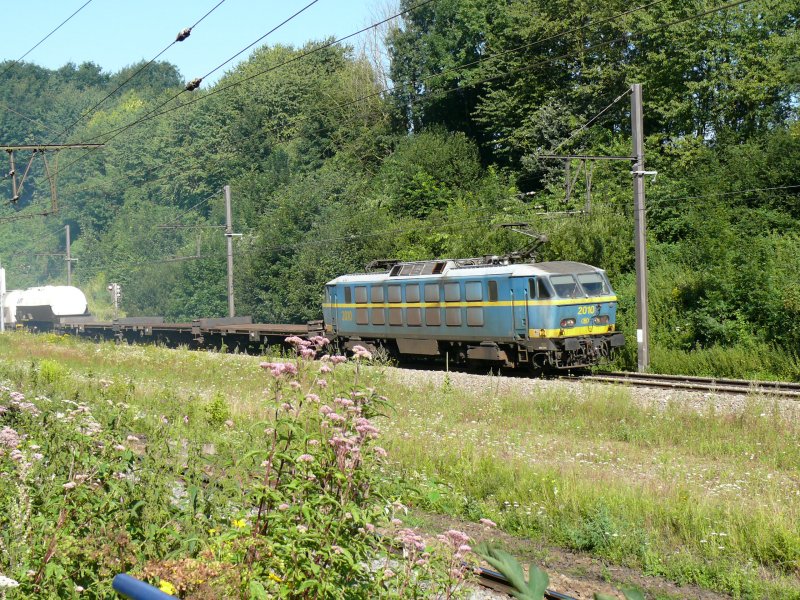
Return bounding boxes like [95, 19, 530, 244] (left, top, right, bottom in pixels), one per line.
[384, 366, 800, 419]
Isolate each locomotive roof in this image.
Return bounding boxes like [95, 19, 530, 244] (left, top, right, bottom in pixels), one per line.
[326, 260, 602, 285]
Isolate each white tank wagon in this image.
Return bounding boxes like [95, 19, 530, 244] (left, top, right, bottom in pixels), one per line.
[2, 289, 24, 326]
[12, 286, 89, 325]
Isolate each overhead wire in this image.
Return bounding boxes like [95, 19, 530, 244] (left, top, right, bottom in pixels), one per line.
[100, 0, 755, 169]
[51, 0, 231, 144]
[196, 0, 322, 85]
[0, 0, 770, 243]
[46, 0, 439, 181]
[30, 0, 674, 203]
[0, 0, 94, 80]
[550, 88, 633, 154]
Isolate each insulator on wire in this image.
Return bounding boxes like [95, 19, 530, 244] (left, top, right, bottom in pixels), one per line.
[175, 27, 192, 42]
[185, 78, 203, 91]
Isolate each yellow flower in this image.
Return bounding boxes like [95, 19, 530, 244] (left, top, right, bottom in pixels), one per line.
[158, 580, 178, 596]
[232, 519, 247, 528]
[268, 573, 282, 583]
[208, 528, 217, 535]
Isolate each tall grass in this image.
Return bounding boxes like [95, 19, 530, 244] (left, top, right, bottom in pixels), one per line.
[613, 340, 800, 381]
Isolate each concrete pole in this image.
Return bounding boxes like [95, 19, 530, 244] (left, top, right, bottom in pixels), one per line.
[0, 265, 6, 333]
[631, 83, 650, 372]
[65, 224, 72, 286]
[224, 185, 235, 318]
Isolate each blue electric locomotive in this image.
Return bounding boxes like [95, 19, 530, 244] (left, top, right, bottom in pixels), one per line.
[322, 257, 625, 369]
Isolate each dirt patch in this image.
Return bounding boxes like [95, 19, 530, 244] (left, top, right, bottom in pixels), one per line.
[412, 511, 732, 600]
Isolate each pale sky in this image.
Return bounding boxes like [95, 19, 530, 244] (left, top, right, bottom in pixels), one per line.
[1, 0, 391, 85]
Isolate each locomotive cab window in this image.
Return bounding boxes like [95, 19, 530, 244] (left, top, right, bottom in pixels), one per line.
[549, 275, 581, 298]
[465, 281, 482, 302]
[537, 278, 552, 299]
[344, 287, 352, 304]
[530, 278, 553, 299]
[488, 280, 498, 302]
[355, 286, 368, 304]
[576, 272, 610, 296]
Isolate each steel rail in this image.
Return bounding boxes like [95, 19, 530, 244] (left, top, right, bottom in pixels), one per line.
[582, 372, 800, 399]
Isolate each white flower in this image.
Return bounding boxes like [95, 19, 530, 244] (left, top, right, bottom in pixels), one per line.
[0, 574, 20, 588]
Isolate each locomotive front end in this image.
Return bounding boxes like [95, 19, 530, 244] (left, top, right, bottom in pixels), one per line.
[523, 262, 625, 369]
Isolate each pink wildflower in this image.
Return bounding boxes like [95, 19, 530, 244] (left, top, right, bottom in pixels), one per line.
[285, 336, 308, 347]
[479, 518, 497, 528]
[319, 364, 333, 374]
[330, 355, 347, 365]
[317, 379, 328, 388]
[63, 481, 77, 490]
[311, 336, 330, 347]
[351, 345, 372, 360]
[289, 381, 302, 390]
[297, 454, 314, 463]
[278, 503, 290, 511]
[305, 393, 320, 403]
[383, 569, 395, 578]
[300, 347, 316, 359]
[260, 361, 298, 378]
[331, 545, 344, 554]
[373, 446, 388, 458]
[0, 426, 21, 449]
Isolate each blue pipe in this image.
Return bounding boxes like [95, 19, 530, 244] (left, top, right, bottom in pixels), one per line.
[112, 574, 177, 599]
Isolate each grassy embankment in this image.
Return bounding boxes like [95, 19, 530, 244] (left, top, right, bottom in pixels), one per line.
[1, 333, 798, 598]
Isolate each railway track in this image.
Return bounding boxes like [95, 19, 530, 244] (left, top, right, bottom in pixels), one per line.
[580, 371, 800, 399]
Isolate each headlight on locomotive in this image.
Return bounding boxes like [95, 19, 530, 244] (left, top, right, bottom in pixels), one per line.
[593, 315, 609, 325]
[560, 318, 576, 327]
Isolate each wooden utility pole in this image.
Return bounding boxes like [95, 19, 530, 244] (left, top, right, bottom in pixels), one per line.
[630, 83, 650, 372]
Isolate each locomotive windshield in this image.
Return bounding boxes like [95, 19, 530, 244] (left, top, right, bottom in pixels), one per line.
[549, 275, 581, 298]
[548, 272, 612, 298]
[576, 272, 611, 296]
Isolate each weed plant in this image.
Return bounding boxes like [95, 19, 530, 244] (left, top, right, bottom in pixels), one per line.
[0, 334, 478, 598]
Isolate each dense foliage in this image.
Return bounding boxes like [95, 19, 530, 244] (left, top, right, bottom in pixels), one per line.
[0, 0, 798, 374]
